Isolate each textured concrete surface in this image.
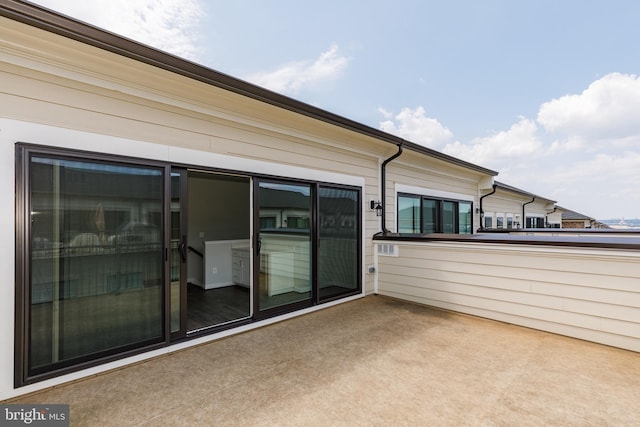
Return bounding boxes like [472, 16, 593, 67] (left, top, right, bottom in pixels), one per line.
[7, 296, 640, 426]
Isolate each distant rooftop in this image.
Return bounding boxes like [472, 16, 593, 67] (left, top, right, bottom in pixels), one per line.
[558, 206, 593, 221]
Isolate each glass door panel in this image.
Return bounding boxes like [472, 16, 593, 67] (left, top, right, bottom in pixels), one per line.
[185, 171, 251, 333]
[170, 170, 187, 337]
[318, 186, 360, 302]
[170, 170, 251, 338]
[28, 156, 164, 375]
[257, 181, 313, 313]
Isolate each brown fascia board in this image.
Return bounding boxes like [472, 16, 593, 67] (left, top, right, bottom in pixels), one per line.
[1, 0, 498, 177]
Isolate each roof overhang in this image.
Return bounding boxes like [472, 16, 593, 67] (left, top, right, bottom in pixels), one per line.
[493, 180, 556, 204]
[1, 0, 498, 177]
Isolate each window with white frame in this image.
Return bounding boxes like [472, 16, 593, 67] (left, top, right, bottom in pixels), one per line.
[483, 212, 494, 229]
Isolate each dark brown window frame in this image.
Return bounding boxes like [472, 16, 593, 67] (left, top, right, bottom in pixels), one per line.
[15, 144, 170, 386]
[397, 192, 473, 235]
[15, 143, 363, 386]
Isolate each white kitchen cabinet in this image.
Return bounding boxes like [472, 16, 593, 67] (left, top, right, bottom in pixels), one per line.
[231, 247, 250, 287]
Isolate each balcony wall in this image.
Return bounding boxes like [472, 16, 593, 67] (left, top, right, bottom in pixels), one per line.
[375, 238, 640, 352]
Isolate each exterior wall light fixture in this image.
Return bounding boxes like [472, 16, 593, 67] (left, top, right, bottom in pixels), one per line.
[370, 200, 383, 216]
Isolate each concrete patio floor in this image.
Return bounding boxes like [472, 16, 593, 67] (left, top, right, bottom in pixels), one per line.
[7, 295, 640, 426]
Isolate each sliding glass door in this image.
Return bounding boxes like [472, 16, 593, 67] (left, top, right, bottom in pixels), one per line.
[171, 169, 251, 337]
[26, 154, 165, 377]
[17, 144, 360, 385]
[318, 186, 360, 302]
[254, 180, 361, 315]
[255, 181, 313, 315]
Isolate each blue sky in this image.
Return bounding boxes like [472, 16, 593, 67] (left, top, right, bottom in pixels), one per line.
[32, 0, 640, 219]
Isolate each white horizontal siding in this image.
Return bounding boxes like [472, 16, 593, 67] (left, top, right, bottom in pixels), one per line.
[1, 56, 383, 293]
[483, 193, 552, 221]
[376, 241, 640, 352]
[389, 159, 480, 198]
[483, 194, 527, 213]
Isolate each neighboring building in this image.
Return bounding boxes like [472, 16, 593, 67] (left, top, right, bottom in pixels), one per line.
[0, 1, 498, 398]
[479, 181, 558, 230]
[559, 206, 609, 229]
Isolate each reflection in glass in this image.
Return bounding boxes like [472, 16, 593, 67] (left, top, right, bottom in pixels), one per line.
[318, 187, 359, 301]
[422, 199, 438, 234]
[398, 196, 420, 233]
[443, 201, 456, 233]
[258, 182, 312, 311]
[459, 202, 472, 234]
[170, 172, 181, 333]
[29, 157, 163, 373]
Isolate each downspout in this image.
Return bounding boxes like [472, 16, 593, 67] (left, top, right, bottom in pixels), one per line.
[478, 183, 497, 231]
[522, 197, 535, 228]
[379, 143, 403, 235]
[546, 206, 557, 228]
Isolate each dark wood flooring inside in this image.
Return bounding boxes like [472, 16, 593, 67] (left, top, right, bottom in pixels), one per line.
[186, 282, 357, 331]
[187, 284, 250, 331]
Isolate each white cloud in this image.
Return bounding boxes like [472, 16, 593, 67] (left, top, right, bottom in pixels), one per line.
[245, 45, 349, 94]
[538, 151, 640, 218]
[378, 106, 454, 149]
[533, 73, 640, 217]
[31, 0, 204, 61]
[379, 73, 640, 218]
[377, 107, 393, 120]
[538, 73, 640, 151]
[442, 118, 543, 171]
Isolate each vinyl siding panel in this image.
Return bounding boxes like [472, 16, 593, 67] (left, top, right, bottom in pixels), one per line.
[393, 163, 479, 190]
[482, 190, 554, 227]
[376, 241, 640, 352]
[483, 194, 526, 215]
[526, 202, 553, 216]
[1, 34, 386, 291]
[0, 64, 380, 177]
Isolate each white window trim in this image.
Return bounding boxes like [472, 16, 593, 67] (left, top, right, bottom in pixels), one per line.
[395, 184, 475, 203]
[484, 212, 494, 228]
[395, 184, 475, 233]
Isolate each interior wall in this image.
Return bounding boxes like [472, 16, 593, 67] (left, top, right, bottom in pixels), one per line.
[186, 174, 250, 284]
